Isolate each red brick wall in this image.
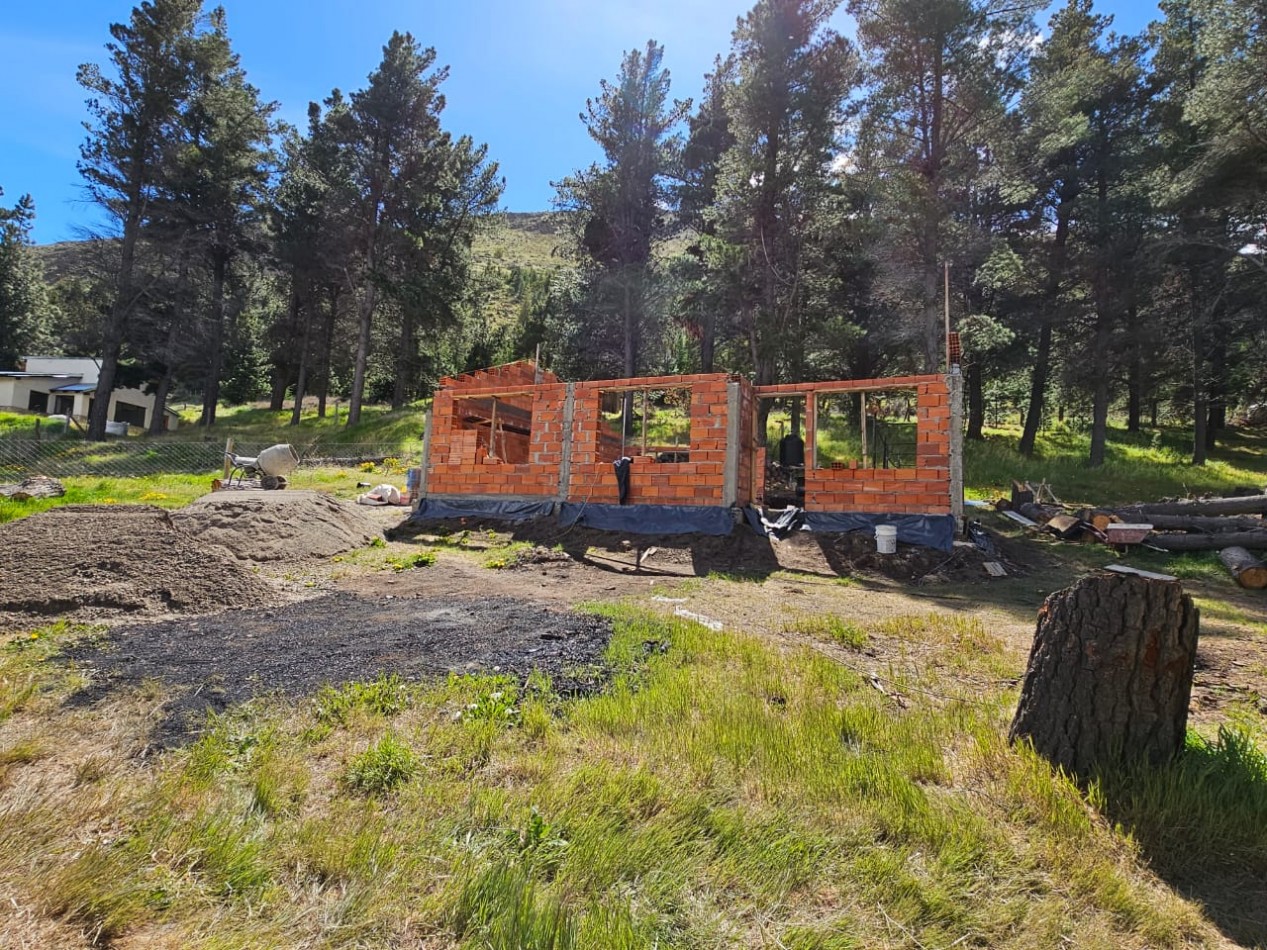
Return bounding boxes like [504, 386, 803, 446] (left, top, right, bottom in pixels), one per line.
[424, 365, 952, 515]
[426, 382, 568, 497]
[566, 374, 739, 506]
[756, 375, 951, 515]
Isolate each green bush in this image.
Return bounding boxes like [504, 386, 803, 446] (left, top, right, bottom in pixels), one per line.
[344, 732, 419, 794]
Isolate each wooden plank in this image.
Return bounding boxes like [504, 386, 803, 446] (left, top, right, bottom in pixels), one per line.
[1002, 510, 1039, 527]
[1103, 563, 1178, 582]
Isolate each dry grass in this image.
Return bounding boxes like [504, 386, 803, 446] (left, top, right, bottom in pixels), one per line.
[1, 601, 1258, 948]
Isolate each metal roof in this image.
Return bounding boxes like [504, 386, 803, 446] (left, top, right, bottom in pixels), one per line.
[49, 383, 96, 393]
[0, 372, 83, 379]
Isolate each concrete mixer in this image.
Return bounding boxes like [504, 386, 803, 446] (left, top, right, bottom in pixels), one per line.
[225, 443, 299, 489]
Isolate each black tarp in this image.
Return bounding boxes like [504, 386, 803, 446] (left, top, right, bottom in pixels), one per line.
[411, 497, 555, 523]
[559, 502, 736, 536]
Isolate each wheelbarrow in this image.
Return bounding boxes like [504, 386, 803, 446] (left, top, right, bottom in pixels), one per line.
[225, 444, 299, 489]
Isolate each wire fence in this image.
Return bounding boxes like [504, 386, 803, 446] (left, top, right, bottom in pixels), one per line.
[0, 439, 423, 480]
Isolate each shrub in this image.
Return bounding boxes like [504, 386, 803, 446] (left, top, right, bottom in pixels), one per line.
[344, 732, 418, 793]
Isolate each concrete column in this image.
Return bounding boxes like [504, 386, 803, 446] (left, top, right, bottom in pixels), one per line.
[949, 370, 964, 529]
[558, 383, 575, 501]
[722, 380, 741, 507]
[417, 406, 432, 506]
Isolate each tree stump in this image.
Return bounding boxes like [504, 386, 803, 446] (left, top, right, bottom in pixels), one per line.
[1009, 573, 1199, 779]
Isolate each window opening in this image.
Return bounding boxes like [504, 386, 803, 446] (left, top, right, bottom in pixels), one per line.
[814, 389, 916, 469]
[451, 392, 534, 464]
[598, 386, 691, 462]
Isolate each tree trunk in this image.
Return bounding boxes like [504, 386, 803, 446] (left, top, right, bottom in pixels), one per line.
[269, 370, 287, 412]
[1147, 530, 1267, 552]
[1019, 320, 1051, 458]
[966, 360, 984, 440]
[1205, 339, 1226, 451]
[1109, 495, 1267, 518]
[319, 284, 339, 418]
[199, 252, 229, 427]
[347, 283, 376, 427]
[1191, 296, 1208, 466]
[393, 305, 414, 411]
[1218, 546, 1267, 589]
[1089, 371, 1109, 467]
[1128, 514, 1265, 533]
[290, 296, 313, 427]
[1127, 354, 1142, 433]
[148, 369, 173, 435]
[1019, 203, 1071, 457]
[1009, 573, 1199, 779]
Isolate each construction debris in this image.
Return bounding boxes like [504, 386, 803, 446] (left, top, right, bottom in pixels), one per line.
[997, 482, 1266, 553]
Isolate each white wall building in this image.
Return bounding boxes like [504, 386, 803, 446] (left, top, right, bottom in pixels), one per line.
[0, 356, 180, 432]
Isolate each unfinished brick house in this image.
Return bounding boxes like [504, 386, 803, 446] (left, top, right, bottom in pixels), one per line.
[417, 360, 963, 533]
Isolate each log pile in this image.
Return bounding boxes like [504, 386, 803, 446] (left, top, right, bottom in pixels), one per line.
[996, 482, 1267, 584]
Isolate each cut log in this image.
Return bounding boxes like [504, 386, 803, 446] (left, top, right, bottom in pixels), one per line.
[1016, 501, 1061, 524]
[1218, 546, 1267, 589]
[1137, 513, 1264, 533]
[1009, 573, 1199, 779]
[1110, 495, 1267, 518]
[1146, 530, 1267, 552]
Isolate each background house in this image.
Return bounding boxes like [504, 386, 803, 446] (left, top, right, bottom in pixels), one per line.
[0, 356, 180, 432]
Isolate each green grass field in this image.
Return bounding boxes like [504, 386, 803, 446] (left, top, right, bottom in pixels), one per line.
[3, 605, 1261, 946]
[966, 423, 1267, 505]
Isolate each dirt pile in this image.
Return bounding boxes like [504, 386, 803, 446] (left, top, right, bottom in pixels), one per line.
[0, 505, 277, 623]
[172, 490, 382, 562]
[64, 593, 614, 742]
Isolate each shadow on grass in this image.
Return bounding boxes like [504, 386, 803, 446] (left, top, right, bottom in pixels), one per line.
[1093, 727, 1267, 946]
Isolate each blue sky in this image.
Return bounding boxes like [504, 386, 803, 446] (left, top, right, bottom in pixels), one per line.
[1, 0, 1158, 245]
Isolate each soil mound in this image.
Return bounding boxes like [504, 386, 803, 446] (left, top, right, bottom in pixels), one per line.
[0, 505, 277, 623]
[64, 593, 613, 743]
[172, 490, 382, 562]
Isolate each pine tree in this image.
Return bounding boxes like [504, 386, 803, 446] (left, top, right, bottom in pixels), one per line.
[850, 0, 1043, 372]
[554, 41, 689, 386]
[0, 190, 54, 367]
[77, 0, 203, 439]
[708, 0, 857, 401]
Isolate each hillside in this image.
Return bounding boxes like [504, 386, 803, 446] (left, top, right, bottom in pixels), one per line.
[33, 211, 570, 282]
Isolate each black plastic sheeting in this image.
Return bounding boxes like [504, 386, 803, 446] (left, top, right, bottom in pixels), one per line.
[411, 497, 555, 523]
[744, 506, 955, 552]
[559, 502, 736, 536]
[410, 497, 738, 536]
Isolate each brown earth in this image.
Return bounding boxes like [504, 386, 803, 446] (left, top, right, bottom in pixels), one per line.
[171, 489, 383, 561]
[0, 505, 278, 627]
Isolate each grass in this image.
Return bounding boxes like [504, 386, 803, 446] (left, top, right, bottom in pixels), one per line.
[1, 606, 1258, 946]
[966, 422, 1267, 505]
[0, 466, 377, 524]
[782, 612, 868, 649]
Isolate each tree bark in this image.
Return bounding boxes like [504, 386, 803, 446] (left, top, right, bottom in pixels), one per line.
[1147, 530, 1267, 552]
[967, 359, 984, 440]
[290, 294, 313, 427]
[1128, 513, 1265, 533]
[1110, 495, 1267, 518]
[199, 251, 229, 427]
[1218, 546, 1267, 589]
[1009, 573, 1199, 779]
[347, 283, 375, 427]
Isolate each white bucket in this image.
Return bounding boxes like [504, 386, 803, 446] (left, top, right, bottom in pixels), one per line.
[875, 524, 898, 555]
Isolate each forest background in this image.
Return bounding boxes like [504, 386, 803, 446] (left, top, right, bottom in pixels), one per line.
[0, 0, 1263, 464]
